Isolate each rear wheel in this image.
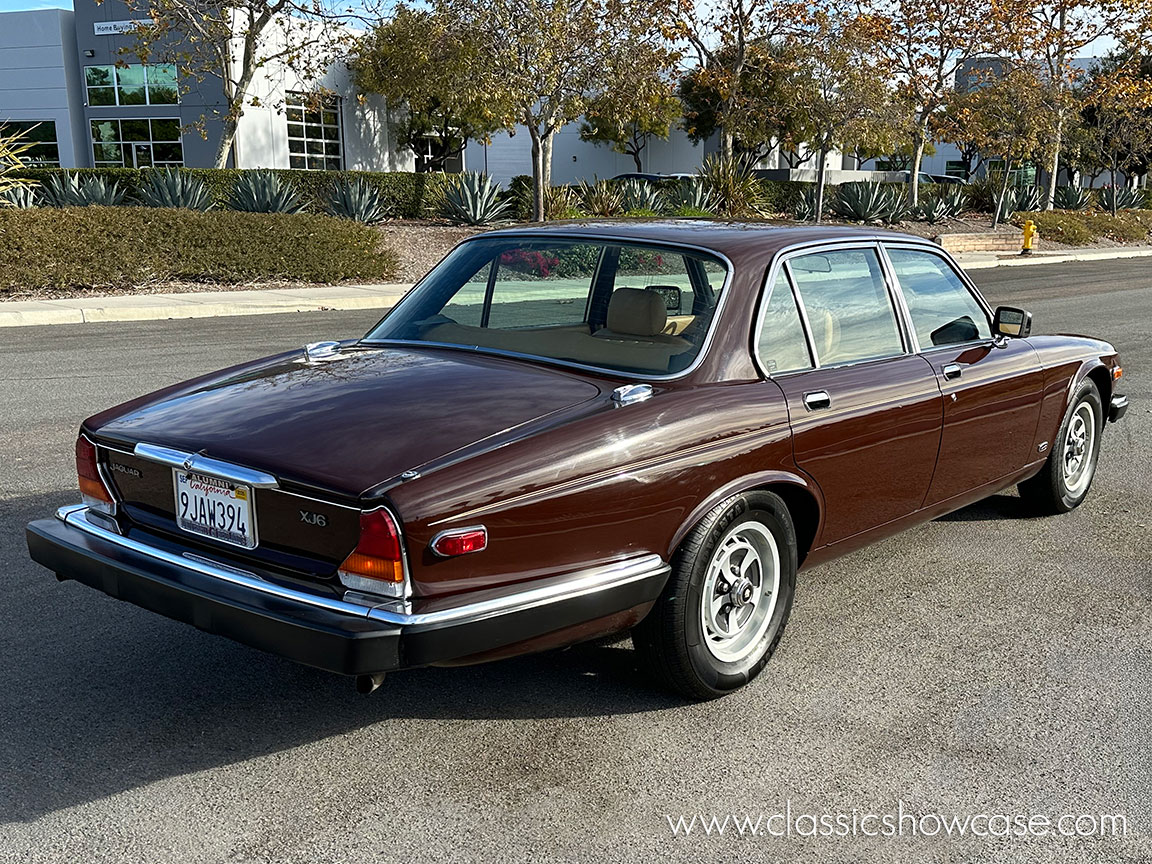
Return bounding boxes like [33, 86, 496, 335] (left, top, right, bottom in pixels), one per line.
[633, 492, 797, 701]
[1019, 379, 1103, 514]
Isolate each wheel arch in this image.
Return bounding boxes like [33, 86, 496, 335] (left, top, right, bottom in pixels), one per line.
[668, 472, 824, 567]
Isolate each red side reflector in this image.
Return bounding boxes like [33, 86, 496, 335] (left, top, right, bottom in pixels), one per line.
[431, 527, 488, 558]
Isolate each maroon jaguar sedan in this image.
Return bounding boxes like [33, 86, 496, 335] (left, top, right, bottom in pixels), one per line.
[26, 222, 1128, 700]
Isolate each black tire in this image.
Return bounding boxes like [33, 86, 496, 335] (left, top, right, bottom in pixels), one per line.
[633, 491, 797, 701]
[1018, 379, 1103, 514]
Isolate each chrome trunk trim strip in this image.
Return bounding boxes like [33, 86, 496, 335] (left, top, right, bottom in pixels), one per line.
[133, 443, 280, 489]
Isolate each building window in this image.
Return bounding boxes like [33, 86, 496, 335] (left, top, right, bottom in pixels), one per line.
[91, 118, 183, 168]
[285, 91, 343, 170]
[945, 160, 968, 178]
[85, 64, 179, 106]
[1, 120, 60, 165]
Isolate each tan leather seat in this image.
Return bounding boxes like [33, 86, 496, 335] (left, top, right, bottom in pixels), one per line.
[595, 288, 690, 348]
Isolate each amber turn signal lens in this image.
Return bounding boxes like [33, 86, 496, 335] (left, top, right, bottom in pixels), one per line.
[75, 435, 114, 508]
[338, 508, 407, 597]
[1114, 366, 1123, 380]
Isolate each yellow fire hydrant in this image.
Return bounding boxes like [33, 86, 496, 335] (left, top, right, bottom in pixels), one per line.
[1021, 219, 1038, 256]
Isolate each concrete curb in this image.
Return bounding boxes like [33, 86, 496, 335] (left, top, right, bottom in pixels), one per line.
[0, 284, 410, 329]
[955, 247, 1152, 271]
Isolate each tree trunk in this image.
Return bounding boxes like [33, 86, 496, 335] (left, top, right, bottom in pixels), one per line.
[908, 120, 928, 207]
[213, 115, 237, 169]
[528, 125, 545, 222]
[1111, 164, 1118, 217]
[631, 147, 643, 173]
[1045, 111, 1064, 210]
[814, 144, 828, 224]
[991, 156, 1014, 229]
[541, 130, 553, 191]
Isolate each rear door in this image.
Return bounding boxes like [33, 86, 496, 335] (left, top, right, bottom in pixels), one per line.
[882, 244, 1044, 505]
[761, 245, 943, 546]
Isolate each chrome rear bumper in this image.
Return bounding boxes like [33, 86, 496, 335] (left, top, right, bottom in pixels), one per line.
[27, 505, 669, 675]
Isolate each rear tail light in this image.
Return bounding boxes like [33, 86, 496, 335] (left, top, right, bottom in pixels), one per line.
[76, 435, 116, 515]
[338, 507, 407, 599]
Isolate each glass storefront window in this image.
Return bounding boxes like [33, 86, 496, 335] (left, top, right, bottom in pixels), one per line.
[285, 91, 343, 170]
[84, 64, 180, 106]
[0, 120, 60, 165]
[90, 118, 184, 168]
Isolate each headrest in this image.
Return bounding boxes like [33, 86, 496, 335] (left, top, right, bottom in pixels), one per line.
[606, 288, 668, 337]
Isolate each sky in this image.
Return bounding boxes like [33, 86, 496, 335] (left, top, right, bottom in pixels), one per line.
[0, 0, 1119, 56]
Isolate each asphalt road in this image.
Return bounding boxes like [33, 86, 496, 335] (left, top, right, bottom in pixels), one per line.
[0, 260, 1149, 864]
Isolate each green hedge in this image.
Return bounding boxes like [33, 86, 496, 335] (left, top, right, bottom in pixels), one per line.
[0, 207, 399, 292]
[9, 167, 444, 218]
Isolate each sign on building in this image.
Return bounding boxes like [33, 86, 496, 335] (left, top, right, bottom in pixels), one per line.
[93, 20, 152, 35]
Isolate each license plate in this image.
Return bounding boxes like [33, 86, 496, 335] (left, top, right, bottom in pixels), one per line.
[173, 469, 257, 549]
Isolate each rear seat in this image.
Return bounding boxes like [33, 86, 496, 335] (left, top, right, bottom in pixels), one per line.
[421, 287, 695, 373]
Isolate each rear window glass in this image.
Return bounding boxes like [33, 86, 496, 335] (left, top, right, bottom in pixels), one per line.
[364, 237, 729, 376]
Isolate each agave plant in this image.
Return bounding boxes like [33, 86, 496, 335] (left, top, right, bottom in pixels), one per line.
[697, 155, 764, 218]
[830, 182, 893, 223]
[918, 186, 967, 224]
[40, 172, 128, 207]
[881, 185, 915, 224]
[139, 168, 212, 210]
[578, 179, 624, 216]
[325, 176, 388, 223]
[1053, 185, 1093, 211]
[792, 185, 820, 221]
[664, 178, 715, 214]
[440, 172, 512, 225]
[0, 184, 39, 208]
[228, 170, 306, 214]
[619, 178, 663, 213]
[1011, 185, 1044, 213]
[1098, 184, 1143, 212]
[543, 185, 585, 220]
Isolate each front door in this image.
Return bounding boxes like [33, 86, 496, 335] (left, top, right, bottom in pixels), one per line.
[883, 246, 1044, 505]
[772, 247, 943, 546]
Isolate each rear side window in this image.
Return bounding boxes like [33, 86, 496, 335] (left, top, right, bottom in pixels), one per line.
[786, 249, 904, 365]
[886, 248, 991, 347]
[757, 272, 813, 374]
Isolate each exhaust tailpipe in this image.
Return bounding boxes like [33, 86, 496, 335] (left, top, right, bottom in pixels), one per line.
[355, 673, 386, 694]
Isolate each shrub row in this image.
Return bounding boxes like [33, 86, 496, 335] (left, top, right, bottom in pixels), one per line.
[1012, 210, 1152, 246]
[0, 207, 399, 293]
[7, 167, 446, 218]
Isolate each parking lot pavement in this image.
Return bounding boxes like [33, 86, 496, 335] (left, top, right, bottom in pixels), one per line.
[0, 260, 1149, 863]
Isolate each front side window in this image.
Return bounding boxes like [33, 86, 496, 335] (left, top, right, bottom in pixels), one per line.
[886, 248, 991, 348]
[787, 248, 903, 366]
[365, 237, 728, 376]
[286, 91, 342, 170]
[1, 120, 59, 165]
[85, 65, 179, 106]
[91, 118, 183, 168]
[757, 271, 813, 374]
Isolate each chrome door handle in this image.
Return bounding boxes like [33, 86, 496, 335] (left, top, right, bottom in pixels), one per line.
[942, 363, 962, 380]
[803, 390, 832, 411]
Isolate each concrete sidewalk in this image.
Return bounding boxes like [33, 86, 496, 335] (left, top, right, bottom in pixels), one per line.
[1, 245, 1150, 328]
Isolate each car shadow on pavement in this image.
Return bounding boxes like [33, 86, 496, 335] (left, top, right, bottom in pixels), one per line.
[934, 493, 1044, 522]
[0, 491, 682, 825]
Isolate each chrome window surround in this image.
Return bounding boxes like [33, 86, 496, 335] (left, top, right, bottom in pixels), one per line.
[53, 505, 668, 632]
[361, 233, 736, 383]
[755, 239, 913, 376]
[876, 242, 996, 355]
[751, 236, 997, 379]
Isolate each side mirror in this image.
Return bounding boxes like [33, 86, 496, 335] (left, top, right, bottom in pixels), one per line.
[649, 285, 682, 313]
[993, 306, 1032, 338]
